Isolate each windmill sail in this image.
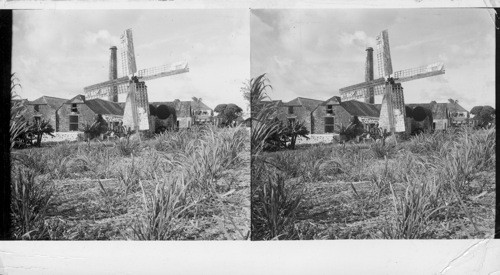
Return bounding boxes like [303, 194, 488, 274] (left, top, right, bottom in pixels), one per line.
[376, 30, 393, 78]
[84, 77, 130, 100]
[120, 29, 137, 76]
[137, 61, 190, 82]
[393, 62, 445, 83]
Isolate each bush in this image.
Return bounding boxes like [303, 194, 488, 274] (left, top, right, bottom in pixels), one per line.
[116, 136, 140, 156]
[370, 140, 397, 159]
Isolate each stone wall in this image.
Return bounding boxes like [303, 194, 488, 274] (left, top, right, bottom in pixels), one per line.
[178, 117, 193, 128]
[28, 105, 58, 131]
[296, 134, 336, 145]
[58, 103, 97, 132]
[312, 105, 353, 134]
[42, 131, 80, 143]
[277, 105, 312, 133]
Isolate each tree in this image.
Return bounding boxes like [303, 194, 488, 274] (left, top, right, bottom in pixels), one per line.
[248, 74, 282, 156]
[10, 77, 30, 149]
[191, 96, 203, 114]
[471, 105, 495, 128]
[284, 120, 309, 150]
[29, 119, 55, 147]
[214, 103, 243, 127]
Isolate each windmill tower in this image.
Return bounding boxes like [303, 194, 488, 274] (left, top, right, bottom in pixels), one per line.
[84, 28, 189, 132]
[339, 29, 445, 134]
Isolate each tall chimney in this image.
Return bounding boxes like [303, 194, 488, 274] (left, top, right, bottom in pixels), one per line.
[365, 47, 374, 104]
[109, 46, 118, 102]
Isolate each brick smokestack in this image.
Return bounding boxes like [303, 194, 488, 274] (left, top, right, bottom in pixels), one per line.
[365, 47, 374, 104]
[109, 46, 118, 102]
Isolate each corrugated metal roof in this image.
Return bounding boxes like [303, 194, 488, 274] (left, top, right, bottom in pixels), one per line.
[285, 97, 323, 112]
[85, 98, 124, 116]
[340, 100, 380, 118]
[29, 96, 68, 109]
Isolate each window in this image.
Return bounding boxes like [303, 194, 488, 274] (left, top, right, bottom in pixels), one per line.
[325, 117, 335, 133]
[326, 105, 333, 114]
[71, 103, 78, 113]
[69, 115, 79, 131]
[288, 106, 294, 115]
[34, 105, 40, 112]
[288, 117, 296, 126]
[34, 116, 41, 125]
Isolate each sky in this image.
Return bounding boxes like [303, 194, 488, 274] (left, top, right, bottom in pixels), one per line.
[251, 9, 495, 111]
[12, 10, 250, 114]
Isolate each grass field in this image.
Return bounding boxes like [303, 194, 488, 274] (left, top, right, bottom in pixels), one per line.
[11, 125, 250, 240]
[251, 127, 496, 240]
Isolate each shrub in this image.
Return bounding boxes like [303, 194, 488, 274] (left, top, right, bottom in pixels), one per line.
[116, 136, 140, 156]
[370, 140, 397, 159]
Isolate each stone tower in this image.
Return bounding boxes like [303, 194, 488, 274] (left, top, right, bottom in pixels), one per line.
[365, 47, 374, 104]
[108, 46, 118, 102]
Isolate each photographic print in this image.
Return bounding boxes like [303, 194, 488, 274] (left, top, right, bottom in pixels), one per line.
[250, 9, 495, 240]
[10, 9, 250, 240]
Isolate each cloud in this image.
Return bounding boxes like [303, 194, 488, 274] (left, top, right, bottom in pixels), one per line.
[339, 31, 376, 48]
[84, 30, 120, 46]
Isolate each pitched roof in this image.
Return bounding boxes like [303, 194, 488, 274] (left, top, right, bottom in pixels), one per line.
[66, 94, 86, 104]
[190, 100, 212, 111]
[85, 98, 124, 116]
[285, 97, 323, 112]
[261, 100, 284, 107]
[407, 103, 448, 120]
[340, 100, 380, 118]
[447, 102, 468, 113]
[28, 96, 68, 109]
[320, 96, 342, 106]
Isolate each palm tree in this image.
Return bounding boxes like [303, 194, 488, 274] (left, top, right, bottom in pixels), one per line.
[285, 120, 309, 150]
[250, 74, 282, 156]
[29, 119, 55, 147]
[10, 74, 31, 149]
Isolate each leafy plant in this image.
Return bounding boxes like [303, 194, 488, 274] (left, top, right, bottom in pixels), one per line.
[11, 167, 54, 239]
[132, 175, 195, 240]
[251, 171, 304, 240]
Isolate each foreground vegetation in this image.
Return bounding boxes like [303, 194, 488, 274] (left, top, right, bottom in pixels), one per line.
[252, 127, 495, 239]
[249, 73, 495, 240]
[11, 125, 250, 240]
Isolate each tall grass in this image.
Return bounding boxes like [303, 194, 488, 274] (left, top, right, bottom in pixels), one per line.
[132, 173, 195, 240]
[11, 167, 53, 239]
[252, 168, 304, 240]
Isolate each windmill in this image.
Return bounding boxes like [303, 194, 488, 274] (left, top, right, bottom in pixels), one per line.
[339, 29, 445, 134]
[84, 29, 189, 132]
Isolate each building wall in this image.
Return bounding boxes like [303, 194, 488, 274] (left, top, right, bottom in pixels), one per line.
[312, 105, 353, 134]
[177, 116, 193, 128]
[433, 119, 448, 131]
[58, 103, 97, 132]
[277, 106, 312, 133]
[27, 105, 58, 131]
